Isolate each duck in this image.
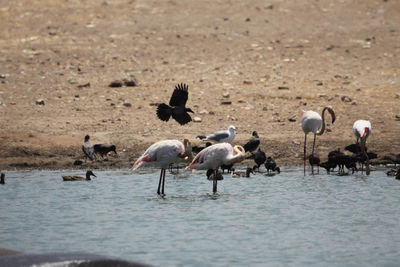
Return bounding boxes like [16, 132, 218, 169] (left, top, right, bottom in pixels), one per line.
[232, 167, 254, 178]
[62, 170, 96, 181]
[0, 173, 4, 184]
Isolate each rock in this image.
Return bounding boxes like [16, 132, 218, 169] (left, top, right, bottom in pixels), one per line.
[299, 101, 307, 106]
[395, 115, 400, 121]
[222, 92, 230, 98]
[0, 74, 9, 79]
[278, 86, 289, 90]
[199, 110, 209, 115]
[123, 78, 138, 87]
[243, 80, 252, 85]
[319, 94, 327, 98]
[288, 115, 296, 122]
[316, 81, 323, 86]
[292, 140, 300, 145]
[77, 82, 90, 88]
[109, 80, 123, 87]
[193, 117, 202, 122]
[341, 96, 352, 102]
[35, 99, 45, 105]
[123, 102, 132, 107]
[221, 101, 232, 105]
[351, 101, 357, 105]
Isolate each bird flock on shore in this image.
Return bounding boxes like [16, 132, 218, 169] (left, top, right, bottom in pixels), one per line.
[2, 83, 399, 193]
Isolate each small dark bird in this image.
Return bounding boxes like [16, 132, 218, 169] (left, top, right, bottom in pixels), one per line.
[232, 167, 254, 178]
[308, 153, 320, 174]
[0, 173, 5, 184]
[320, 161, 337, 174]
[93, 144, 117, 158]
[243, 131, 260, 153]
[82, 135, 96, 161]
[394, 154, 400, 166]
[221, 163, 234, 173]
[62, 170, 96, 181]
[345, 143, 365, 154]
[206, 169, 224, 180]
[252, 148, 266, 171]
[192, 142, 212, 154]
[157, 83, 194, 125]
[264, 157, 280, 174]
[386, 168, 398, 176]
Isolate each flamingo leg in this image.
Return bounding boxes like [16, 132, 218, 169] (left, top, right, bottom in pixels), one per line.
[213, 169, 218, 193]
[161, 168, 166, 195]
[304, 134, 307, 176]
[362, 138, 370, 175]
[311, 134, 316, 175]
[157, 168, 163, 195]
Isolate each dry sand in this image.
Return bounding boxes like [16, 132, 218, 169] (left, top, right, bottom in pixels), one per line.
[0, 0, 399, 170]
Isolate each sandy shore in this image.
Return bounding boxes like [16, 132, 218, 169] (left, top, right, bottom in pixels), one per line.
[0, 0, 399, 170]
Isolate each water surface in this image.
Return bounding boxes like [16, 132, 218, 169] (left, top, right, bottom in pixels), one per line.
[1, 167, 399, 266]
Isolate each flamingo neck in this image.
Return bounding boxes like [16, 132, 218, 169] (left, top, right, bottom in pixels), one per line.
[362, 127, 369, 138]
[316, 107, 329, 135]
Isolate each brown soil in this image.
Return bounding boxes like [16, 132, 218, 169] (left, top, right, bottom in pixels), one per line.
[0, 0, 399, 170]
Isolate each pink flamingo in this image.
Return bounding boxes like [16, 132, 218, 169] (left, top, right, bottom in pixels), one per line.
[301, 107, 336, 175]
[131, 139, 192, 195]
[187, 143, 246, 193]
[353, 120, 372, 175]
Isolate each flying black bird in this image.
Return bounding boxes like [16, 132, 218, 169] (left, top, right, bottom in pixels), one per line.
[243, 131, 260, 153]
[157, 83, 194, 125]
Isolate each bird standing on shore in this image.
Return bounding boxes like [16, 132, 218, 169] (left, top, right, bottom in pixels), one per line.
[93, 144, 117, 158]
[252, 148, 266, 171]
[131, 139, 192, 195]
[82, 135, 96, 161]
[157, 83, 194, 125]
[197, 125, 236, 143]
[0, 173, 5, 184]
[301, 107, 336, 175]
[243, 131, 260, 153]
[353, 120, 372, 175]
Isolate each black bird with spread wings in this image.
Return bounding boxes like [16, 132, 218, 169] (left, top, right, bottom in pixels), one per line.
[157, 83, 194, 125]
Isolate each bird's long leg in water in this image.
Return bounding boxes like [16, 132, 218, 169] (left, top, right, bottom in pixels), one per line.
[161, 169, 166, 195]
[213, 169, 218, 193]
[311, 134, 317, 175]
[304, 134, 307, 176]
[157, 169, 163, 195]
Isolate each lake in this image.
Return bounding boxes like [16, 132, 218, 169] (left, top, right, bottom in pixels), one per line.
[1, 167, 399, 266]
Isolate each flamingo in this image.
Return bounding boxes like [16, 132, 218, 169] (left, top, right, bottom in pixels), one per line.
[187, 143, 246, 193]
[131, 139, 192, 195]
[301, 106, 336, 175]
[353, 120, 372, 175]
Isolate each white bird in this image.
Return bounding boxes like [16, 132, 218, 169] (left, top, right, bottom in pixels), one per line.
[198, 125, 236, 143]
[187, 143, 246, 193]
[301, 106, 336, 175]
[131, 139, 192, 195]
[353, 120, 372, 175]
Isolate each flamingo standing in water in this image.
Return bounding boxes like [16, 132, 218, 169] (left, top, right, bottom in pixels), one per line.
[187, 143, 246, 193]
[131, 139, 192, 195]
[353, 120, 372, 175]
[301, 107, 336, 175]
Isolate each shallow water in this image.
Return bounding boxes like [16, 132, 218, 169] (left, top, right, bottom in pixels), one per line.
[1, 167, 400, 266]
